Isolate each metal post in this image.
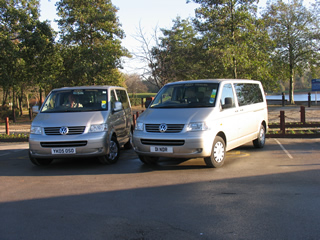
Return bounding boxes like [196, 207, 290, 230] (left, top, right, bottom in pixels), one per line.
[280, 111, 285, 135]
[308, 92, 311, 107]
[300, 106, 305, 124]
[282, 92, 285, 107]
[5, 117, 9, 135]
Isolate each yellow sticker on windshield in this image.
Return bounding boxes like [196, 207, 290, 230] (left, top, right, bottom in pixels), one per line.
[101, 100, 107, 109]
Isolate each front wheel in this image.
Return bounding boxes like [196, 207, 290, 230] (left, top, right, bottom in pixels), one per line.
[98, 136, 120, 164]
[204, 136, 226, 168]
[253, 124, 266, 148]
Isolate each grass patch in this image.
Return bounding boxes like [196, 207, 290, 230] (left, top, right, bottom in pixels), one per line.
[0, 133, 29, 139]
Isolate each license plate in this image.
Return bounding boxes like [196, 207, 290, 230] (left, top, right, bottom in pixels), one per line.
[51, 148, 76, 154]
[150, 146, 173, 153]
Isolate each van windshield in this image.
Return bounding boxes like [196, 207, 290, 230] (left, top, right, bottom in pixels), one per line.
[150, 83, 219, 108]
[41, 89, 108, 113]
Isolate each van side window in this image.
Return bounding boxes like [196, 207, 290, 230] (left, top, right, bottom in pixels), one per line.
[220, 83, 235, 109]
[116, 90, 130, 109]
[234, 83, 263, 106]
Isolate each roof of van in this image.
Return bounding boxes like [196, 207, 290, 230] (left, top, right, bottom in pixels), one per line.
[50, 85, 126, 91]
[166, 79, 261, 85]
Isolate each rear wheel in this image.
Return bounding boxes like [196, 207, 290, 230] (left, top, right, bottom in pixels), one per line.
[29, 152, 53, 166]
[138, 155, 159, 165]
[204, 136, 225, 168]
[253, 124, 266, 148]
[98, 136, 120, 164]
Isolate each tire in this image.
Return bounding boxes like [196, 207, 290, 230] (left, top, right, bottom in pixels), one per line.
[29, 152, 53, 166]
[138, 155, 159, 165]
[98, 136, 120, 164]
[253, 124, 266, 148]
[204, 136, 226, 168]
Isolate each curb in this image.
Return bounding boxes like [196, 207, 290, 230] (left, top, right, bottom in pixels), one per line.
[266, 134, 320, 138]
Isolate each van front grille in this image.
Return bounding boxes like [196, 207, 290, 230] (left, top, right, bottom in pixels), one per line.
[141, 139, 185, 146]
[145, 124, 184, 133]
[40, 141, 87, 148]
[44, 126, 86, 135]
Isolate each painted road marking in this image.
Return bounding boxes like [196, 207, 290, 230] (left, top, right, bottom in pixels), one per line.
[275, 139, 293, 159]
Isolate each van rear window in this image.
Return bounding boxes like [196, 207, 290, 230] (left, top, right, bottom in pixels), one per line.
[234, 83, 263, 106]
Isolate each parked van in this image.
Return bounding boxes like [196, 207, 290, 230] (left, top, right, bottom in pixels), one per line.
[132, 79, 268, 168]
[29, 86, 133, 166]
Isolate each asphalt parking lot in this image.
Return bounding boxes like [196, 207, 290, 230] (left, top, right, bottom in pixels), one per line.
[1, 138, 320, 240]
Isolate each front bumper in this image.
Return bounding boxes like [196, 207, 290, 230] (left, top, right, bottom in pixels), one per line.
[132, 131, 214, 158]
[29, 132, 108, 159]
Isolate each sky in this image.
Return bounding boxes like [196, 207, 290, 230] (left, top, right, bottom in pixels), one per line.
[39, 0, 200, 74]
[39, 0, 315, 75]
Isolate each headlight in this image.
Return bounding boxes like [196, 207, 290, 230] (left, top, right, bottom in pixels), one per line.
[135, 122, 144, 131]
[30, 126, 42, 135]
[186, 122, 209, 132]
[89, 123, 108, 132]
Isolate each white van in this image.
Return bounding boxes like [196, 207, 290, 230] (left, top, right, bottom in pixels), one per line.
[29, 86, 133, 166]
[132, 79, 268, 168]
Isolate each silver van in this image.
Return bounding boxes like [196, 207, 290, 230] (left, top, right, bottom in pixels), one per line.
[29, 86, 133, 166]
[132, 79, 268, 168]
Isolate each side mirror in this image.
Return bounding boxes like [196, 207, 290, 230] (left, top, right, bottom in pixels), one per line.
[113, 101, 123, 112]
[32, 106, 39, 114]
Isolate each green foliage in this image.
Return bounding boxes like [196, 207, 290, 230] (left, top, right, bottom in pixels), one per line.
[56, 0, 130, 86]
[149, 0, 277, 90]
[128, 93, 157, 106]
[262, 0, 320, 102]
[0, 133, 29, 139]
[0, 109, 19, 120]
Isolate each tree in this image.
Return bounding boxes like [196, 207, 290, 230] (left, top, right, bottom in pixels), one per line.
[124, 73, 147, 94]
[262, 0, 320, 103]
[133, 23, 163, 90]
[189, 0, 268, 79]
[0, 0, 55, 119]
[151, 17, 213, 83]
[56, 0, 130, 86]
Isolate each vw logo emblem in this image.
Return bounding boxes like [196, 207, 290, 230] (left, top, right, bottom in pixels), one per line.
[60, 126, 69, 135]
[159, 123, 167, 133]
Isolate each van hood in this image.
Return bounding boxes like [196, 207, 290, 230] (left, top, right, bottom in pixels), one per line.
[32, 111, 107, 127]
[138, 108, 215, 124]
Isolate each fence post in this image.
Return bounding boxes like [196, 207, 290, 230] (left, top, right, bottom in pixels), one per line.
[5, 117, 9, 135]
[132, 114, 136, 129]
[280, 111, 285, 135]
[300, 106, 306, 124]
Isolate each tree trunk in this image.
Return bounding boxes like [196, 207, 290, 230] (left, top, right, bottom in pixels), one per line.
[19, 95, 23, 116]
[12, 87, 16, 123]
[26, 93, 30, 110]
[289, 63, 295, 104]
[289, 43, 295, 104]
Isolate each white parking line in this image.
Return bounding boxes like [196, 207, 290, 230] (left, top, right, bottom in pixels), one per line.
[274, 139, 293, 159]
